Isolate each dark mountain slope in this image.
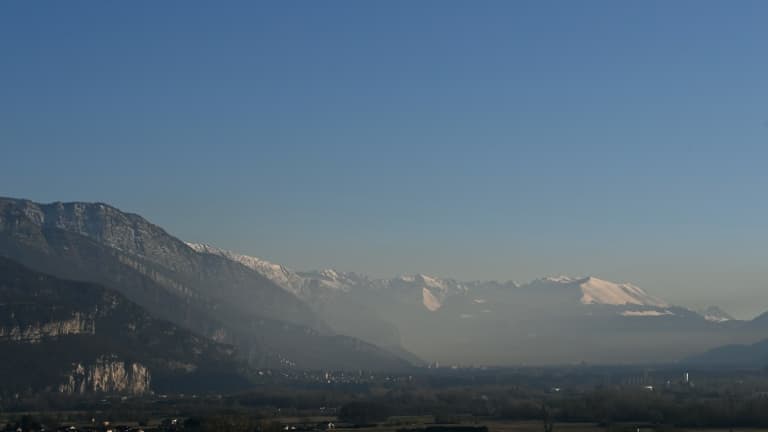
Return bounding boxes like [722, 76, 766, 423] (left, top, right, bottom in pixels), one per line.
[0, 256, 247, 395]
[686, 338, 768, 368]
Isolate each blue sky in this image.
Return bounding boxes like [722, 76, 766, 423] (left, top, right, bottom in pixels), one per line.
[2, 1, 768, 317]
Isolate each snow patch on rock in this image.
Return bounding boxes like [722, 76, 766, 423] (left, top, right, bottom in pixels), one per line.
[422, 288, 442, 312]
[621, 310, 674, 317]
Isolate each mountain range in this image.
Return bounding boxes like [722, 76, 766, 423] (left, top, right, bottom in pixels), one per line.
[1, 196, 767, 386]
[186, 245, 768, 365]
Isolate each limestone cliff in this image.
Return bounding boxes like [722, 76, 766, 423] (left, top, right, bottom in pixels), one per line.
[59, 356, 150, 394]
[0, 312, 95, 343]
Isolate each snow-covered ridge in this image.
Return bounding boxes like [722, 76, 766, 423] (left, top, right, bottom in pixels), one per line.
[543, 275, 576, 283]
[185, 242, 472, 310]
[186, 243, 357, 300]
[186, 242, 721, 317]
[186, 242, 304, 295]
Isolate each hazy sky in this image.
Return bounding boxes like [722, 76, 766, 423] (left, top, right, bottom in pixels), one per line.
[2, 2, 768, 318]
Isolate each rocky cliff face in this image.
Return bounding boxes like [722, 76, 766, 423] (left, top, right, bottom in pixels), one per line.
[59, 356, 151, 394]
[14, 200, 194, 273]
[0, 312, 95, 343]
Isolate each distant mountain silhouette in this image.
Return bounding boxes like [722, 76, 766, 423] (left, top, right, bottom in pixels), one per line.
[686, 338, 768, 368]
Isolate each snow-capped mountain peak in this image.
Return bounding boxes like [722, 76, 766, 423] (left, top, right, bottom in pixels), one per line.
[535, 275, 669, 308]
[577, 276, 668, 308]
[390, 274, 469, 311]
